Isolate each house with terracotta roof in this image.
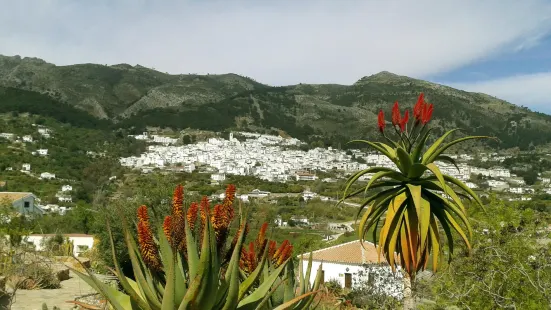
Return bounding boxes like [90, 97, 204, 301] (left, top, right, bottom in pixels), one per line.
[0, 192, 44, 217]
[299, 240, 404, 299]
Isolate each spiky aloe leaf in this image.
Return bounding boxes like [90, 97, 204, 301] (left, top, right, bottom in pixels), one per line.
[272, 291, 320, 310]
[238, 244, 269, 300]
[223, 217, 249, 309]
[396, 147, 413, 174]
[237, 259, 289, 310]
[157, 227, 186, 304]
[107, 222, 152, 310]
[421, 129, 460, 164]
[71, 268, 132, 310]
[424, 135, 495, 164]
[124, 227, 162, 309]
[179, 216, 216, 309]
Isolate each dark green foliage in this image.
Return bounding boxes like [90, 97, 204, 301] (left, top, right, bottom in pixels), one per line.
[0, 86, 110, 129]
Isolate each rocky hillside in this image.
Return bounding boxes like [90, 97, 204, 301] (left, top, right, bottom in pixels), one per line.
[1, 54, 551, 150]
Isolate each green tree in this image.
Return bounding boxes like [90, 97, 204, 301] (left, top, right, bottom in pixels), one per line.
[420, 199, 551, 308]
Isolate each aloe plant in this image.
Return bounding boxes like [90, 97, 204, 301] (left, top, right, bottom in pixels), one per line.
[72, 184, 323, 309]
[342, 93, 494, 280]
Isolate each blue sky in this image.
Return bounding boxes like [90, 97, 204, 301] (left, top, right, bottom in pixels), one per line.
[1, 0, 551, 113]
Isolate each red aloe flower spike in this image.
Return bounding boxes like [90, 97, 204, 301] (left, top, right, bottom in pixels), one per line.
[421, 103, 434, 124]
[268, 240, 277, 260]
[273, 240, 290, 262]
[413, 93, 425, 120]
[224, 184, 236, 205]
[171, 185, 186, 247]
[399, 109, 410, 132]
[211, 203, 232, 251]
[187, 202, 199, 232]
[391, 101, 401, 126]
[137, 208, 162, 271]
[378, 110, 385, 133]
[163, 216, 172, 244]
[137, 205, 150, 224]
[198, 196, 210, 238]
[277, 244, 293, 267]
[256, 222, 268, 247]
[172, 184, 184, 217]
[248, 242, 257, 271]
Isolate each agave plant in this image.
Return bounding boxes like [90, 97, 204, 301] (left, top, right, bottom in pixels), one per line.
[342, 93, 493, 279]
[72, 184, 322, 310]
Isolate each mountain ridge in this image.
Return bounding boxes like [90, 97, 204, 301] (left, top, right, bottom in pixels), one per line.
[0, 54, 550, 150]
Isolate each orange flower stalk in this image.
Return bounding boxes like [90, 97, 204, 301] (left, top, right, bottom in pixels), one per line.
[400, 109, 410, 132]
[136, 206, 162, 271]
[391, 102, 401, 126]
[169, 184, 186, 250]
[198, 196, 210, 239]
[413, 93, 425, 121]
[137, 205, 150, 224]
[163, 215, 172, 244]
[187, 202, 199, 232]
[378, 110, 385, 133]
[277, 244, 293, 267]
[272, 240, 293, 266]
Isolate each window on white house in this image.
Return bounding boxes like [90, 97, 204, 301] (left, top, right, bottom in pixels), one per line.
[24, 201, 30, 208]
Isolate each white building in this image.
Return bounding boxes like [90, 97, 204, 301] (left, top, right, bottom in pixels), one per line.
[22, 135, 33, 143]
[211, 173, 226, 182]
[37, 149, 48, 156]
[0, 133, 14, 140]
[37, 128, 51, 138]
[302, 190, 317, 201]
[56, 193, 72, 203]
[40, 172, 56, 180]
[21, 163, 31, 171]
[295, 171, 318, 181]
[248, 189, 270, 198]
[25, 234, 95, 256]
[61, 185, 73, 192]
[299, 240, 403, 298]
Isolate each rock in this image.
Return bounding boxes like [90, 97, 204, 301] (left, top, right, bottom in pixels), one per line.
[51, 264, 70, 282]
[77, 257, 91, 269]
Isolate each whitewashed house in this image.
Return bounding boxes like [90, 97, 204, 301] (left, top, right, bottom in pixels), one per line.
[0, 133, 14, 140]
[211, 173, 226, 182]
[61, 185, 73, 192]
[248, 189, 270, 198]
[22, 135, 33, 143]
[25, 234, 95, 256]
[302, 190, 317, 201]
[37, 149, 49, 156]
[299, 240, 403, 298]
[21, 163, 31, 171]
[38, 128, 51, 138]
[40, 172, 56, 180]
[295, 171, 318, 181]
[56, 193, 72, 203]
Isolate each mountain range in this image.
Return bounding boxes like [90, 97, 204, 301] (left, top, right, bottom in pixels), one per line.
[0, 54, 550, 150]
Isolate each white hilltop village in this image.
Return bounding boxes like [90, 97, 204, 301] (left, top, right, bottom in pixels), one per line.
[119, 131, 551, 201]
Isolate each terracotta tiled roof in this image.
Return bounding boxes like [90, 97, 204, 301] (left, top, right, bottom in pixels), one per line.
[298, 240, 390, 265]
[0, 192, 33, 203]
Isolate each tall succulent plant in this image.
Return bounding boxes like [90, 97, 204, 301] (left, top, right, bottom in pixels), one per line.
[72, 184, 322, 309]
[342, 93, 494, 279]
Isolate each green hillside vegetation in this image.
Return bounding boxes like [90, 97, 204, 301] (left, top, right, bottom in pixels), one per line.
[1, 55, 551, 150]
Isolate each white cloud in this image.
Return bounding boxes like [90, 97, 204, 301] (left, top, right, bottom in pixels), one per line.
[0, 0, 550, 86]
[447, 73, 551, 113]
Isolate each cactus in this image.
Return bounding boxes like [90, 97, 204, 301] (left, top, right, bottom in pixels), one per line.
[72, 184, 323, 309]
